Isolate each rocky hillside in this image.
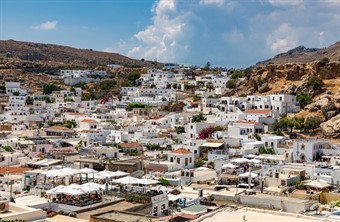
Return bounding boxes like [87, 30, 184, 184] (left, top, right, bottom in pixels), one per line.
[229, 58, 340, 138]
[258, 41, 340, 65]
[0, 39, 156, 69]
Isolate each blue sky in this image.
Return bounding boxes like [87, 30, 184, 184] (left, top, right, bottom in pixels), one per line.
[0, 0, 339, 67]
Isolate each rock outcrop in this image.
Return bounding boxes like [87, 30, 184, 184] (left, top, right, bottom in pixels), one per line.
[320, 114, 340, 138]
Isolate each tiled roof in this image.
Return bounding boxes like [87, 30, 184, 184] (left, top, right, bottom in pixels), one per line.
[81, 119, 96, 123]
[171, 148, 192, 154]
[244, 109, 272, 115]
[48, 125, 71, 131]
[234, 121, 259, 125]
[120, 142, 142, 148]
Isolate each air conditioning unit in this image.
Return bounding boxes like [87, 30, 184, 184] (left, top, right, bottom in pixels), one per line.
[0, 197, 9, 213]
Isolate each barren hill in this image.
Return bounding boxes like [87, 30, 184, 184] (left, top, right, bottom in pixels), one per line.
[258, 41, 340, 65]
[0, 39, 154, 68]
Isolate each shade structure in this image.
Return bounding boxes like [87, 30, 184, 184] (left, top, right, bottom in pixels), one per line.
[231, 158, 250, 164]
[80, 182, 102, 192]
[250, 159, 261, 164]
[245, 154, 256, 158]
[61, 186, 86, 196]
[112, 176, 140, 185]
[68, 183, 82, 189]
[94, 170, 129, 179]
[138, 178, 160, 186]
[79, 167, 98, 174]
[111, 170, 129, 178]
[222, 163, 237, 169]
[42, 168, 80, 177]
[305, 180, 330, 189]
[99, 184, 117, 190]
[46, 185, 66, 195]
[239, 172, 258, 178]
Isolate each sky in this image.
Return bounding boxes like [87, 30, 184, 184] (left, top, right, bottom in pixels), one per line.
[0, 0, 339, 67]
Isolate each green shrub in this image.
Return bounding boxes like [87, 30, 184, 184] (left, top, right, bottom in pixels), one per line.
[226, 79, 237, 89]
[296, 93, 312, 108]
[308, 76, 324, 90]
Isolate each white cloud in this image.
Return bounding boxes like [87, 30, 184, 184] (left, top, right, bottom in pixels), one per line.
[224, 28, 244, 43]
[30, 21, 58, 30]
[200, 0, 225, 6]
[266, 23, 298, 53]
[127, 0, 188, 62]
[268, 0, 304, 6]
[153, 0, 176, 14]
[322, 0, 340, 6]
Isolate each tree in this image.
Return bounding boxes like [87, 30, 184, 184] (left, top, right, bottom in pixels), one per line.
[206, 82, 215, 92]
[176, 126, 185, 134]
[65, 120, 77, 129]
[253, 133, 261, 141]
[192, 114, 207, 123]
[259, 146, 275, 154]
[296, 93, 312, 108]
[229, 70, 243, 79]
[304, 116, 322, 132]
[13, 91, 20, 96]
[308, 76, 324, 91]
[159, 178, 170, 186]
[98, 80, 116, 90]
[195, 158, 205, 167]
[226, 79, 237, 89]
[205, 61, 211, 69]
[73, 82, 87, 90]
[2, 146, 13, 152]
[43, 83, 62, 95]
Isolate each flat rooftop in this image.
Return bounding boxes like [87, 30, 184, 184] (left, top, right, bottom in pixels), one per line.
[92, 211, 154, 222]
[202, 208, 332, 222]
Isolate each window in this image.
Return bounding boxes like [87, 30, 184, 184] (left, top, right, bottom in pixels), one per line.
[185, 158, 188, 166]
[170, 157, 174, 162]
[177, 158, 180, 164]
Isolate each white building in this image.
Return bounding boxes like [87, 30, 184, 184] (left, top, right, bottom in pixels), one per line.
[168, 148, 195, 169]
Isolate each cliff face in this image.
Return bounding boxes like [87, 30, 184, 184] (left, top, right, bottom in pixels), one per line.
[257, 41, 340, 65]
[0, 39, 155, 68]
[232, 61, 340, 96]
[229, 60, 340, 138]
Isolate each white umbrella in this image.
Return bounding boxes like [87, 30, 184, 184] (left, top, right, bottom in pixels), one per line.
[46, 185, 66, 195]
[81, 182, 101, 192]
[305, 180, 330, 189]
[231, 158, 250, 164]
[138, 178, 160, 185]
[239, 172, 258, 178]
[68, 183, 82, 189]
[250, 159, 261, 164]
[112, 176, 140, 185]
[111, 170, 129, 178]
[80, 167, 98, 174]
[99, 184, 117, 190]
[62, 187, 86, 196]
[44, 170, 71, 178]
[245, 154, 256, 158]
[222, 163, 237, 169]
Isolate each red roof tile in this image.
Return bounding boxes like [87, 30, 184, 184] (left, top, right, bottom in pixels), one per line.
[171, 148, 192, 154]
[244, 109, 272, 115]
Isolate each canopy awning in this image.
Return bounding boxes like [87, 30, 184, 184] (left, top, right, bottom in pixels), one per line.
[222, 163, 237, 169]
[239, 172, 258, 178]
[112, 176, 140, 185]
[304, 180, 330, 189]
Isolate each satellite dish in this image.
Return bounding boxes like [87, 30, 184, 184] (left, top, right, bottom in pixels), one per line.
[310, 203, 320, 211]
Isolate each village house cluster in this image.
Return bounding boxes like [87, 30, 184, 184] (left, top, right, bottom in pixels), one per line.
[0, 66, 340, 222]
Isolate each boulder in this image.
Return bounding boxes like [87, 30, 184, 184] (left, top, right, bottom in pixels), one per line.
[258, 83, 271, 93]
[305, 97, 335, 112]
[320, 114, 340, 138]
